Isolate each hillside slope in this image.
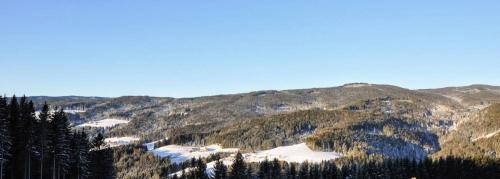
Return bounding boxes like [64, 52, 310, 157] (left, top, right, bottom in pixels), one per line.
[23, 83, 500, 160]
[434, 103, 500, 158]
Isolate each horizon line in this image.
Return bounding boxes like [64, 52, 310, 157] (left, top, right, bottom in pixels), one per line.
[4, 82, 498, 99]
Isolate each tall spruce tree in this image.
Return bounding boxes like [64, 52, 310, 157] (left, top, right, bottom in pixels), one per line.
[213, 159, 227, 179]
[258, 158, 270, 179]
[7, 95, 22, 179]
[89, 133, 115, 179]
[79, 131, 91, 179]
[36, 103, 49, 179]
[0, 97, 11, 179]
[298, 161, 309, 179]
[245, 164, 253, 179]
[91, 133, 105, 150]
[229, 152, 246, 179]
[20, 100, 36, 179]
[49, 109, 71, 179]
[309, 163, 319, 179]
[69, 131, 90, 179]
[288, 163, 297, 179]
[194, 158, 207, 179]
[270, 158, 281, 178]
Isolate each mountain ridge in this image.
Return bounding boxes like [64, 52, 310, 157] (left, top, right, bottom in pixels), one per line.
[20, 83, 500, 100]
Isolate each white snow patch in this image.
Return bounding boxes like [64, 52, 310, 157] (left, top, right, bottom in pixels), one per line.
[460, 88, 481, 94]
[168, 168, 194, 178]
[151, 144, 239, 164]
[205, 159, 233, 177]
[145, 142, 156, 151]
[63, 109, 86, 114]
[105, 136, 140, 147]
[344, 83, 371, 88]
[472, 129, 500, 142]
[76, 118, 129, 128]
[35, 109, 86, 117]
[143, 138, 169, 151]
[442, 95, 463, 103]
[168, 159, 233, 178]
[245, 143, 342, 163]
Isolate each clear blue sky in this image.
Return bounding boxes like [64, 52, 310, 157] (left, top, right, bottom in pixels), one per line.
[1, 0, 499, 97]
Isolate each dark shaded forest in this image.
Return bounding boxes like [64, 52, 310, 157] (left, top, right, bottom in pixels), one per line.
[0, 96, 114, 179]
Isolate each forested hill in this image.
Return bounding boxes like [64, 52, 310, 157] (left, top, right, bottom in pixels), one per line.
[23, 84, 478, 134]
[12, 84, 500, 159]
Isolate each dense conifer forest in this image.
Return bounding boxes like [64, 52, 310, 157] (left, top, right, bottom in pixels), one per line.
[0, 96, 114, 179]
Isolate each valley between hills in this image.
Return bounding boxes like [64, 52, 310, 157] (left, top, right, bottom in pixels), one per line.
[8, 83, 500, 178]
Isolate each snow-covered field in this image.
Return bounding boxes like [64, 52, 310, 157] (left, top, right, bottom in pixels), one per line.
[104, 136, 140, 147]
[76, 118, 129, 128]
[245, 143, 342, 163]
[166, 143, 343, 177]
[151, 144, 239, 164]
[156, 143, 342, 165]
